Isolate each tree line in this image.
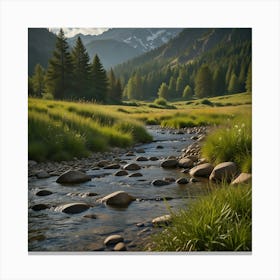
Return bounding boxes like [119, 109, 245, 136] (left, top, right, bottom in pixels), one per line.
[117, 38, 252, 100]
[28, 29, 122, 104]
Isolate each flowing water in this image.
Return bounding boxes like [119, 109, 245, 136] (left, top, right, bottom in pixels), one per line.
[28, 126, 209, 252]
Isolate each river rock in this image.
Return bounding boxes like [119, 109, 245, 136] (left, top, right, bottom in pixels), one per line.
[36, 170, 50, 179]
[161, 159, 178, 168]
[125, 152, 135, 157]
[149, 156, 159, 161]
[210, 162, 237, 182]
[56, 170, 91, 184]
[98, 191, 136, 207]
[189, 163, 214, 177]
[104, 234, 124, 246]
[114, 242, 127, 251]
[123, 163, 141, 171]
[190, 177, 200, 183]
[156, 145, 164, 149]
[36, 190, 53, 196]
[152, 179, 170, 186]
[176, 177, 189, 184]
[56, 203, 90, 214]
[163, 177, 176, 183]
[178, 157, 193, 168]
[31, 204, 49, 211]
[28, 160, 37, 166]
[152, 215, 172, 226]
[97, 160, 110, 167]
[128, 172, 143, 177]
[83, 214, 97, 219]
[135, 148, 145, 153]
[136, 156, 148, 161]
[231, 173, 252, 185]
[103, 163, 121, 169]
[114, 170, 128, 176]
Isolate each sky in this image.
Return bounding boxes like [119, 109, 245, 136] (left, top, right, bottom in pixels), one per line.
[49, 28, 109, 37]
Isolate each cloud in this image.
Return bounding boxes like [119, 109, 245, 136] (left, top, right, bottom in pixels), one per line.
[49, 28, 109, 37]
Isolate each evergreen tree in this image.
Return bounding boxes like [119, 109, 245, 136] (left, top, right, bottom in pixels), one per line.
[228, 73, 240, 93]
[182, 85, 193, 100]
[176, 76, 184, 98]
[107, 68, 122, 103]
[91, 54, 108, 103]
[212, 67, 225, 96]
[126, 73, 143, 100]
[45, 28, 73, 99]
[194, 65, 213, 98]
[31, 64, 45, 97]
[158, 82, 169, 99]
[71, 36, 91, 100]
[245, 63, 252, 93]
[238, 62, 247, 92]
[168, 76, 176, 99]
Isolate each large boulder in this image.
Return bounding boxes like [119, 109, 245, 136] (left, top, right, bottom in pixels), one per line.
[56, 170, 91, 184]
[189, 163, 214, 177]
[123, 163, 141, 171]
[210, 162, 238, 182]
[136, 156, 148, 162]
[98, 191, 135, 207]
[161, 159, 178, 168]
[56, 202, 90, 214]
[178, 157, 193, 168]
[231, 173, 252, 185]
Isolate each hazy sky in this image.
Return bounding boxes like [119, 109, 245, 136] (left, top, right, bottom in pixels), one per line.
[49, 28, 109, 37]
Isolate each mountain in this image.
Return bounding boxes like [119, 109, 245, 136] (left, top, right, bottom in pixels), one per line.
[84, 39, 142, 69]
[28, 28, 57, 75]
[114, 28, 251, 100]
[68, 28, 182, 53]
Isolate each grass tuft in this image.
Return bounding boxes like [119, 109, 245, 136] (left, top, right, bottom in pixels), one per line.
[151, 184, 252, 251]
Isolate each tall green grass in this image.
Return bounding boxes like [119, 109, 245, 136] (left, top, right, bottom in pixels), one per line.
[160, 112, 231, 128]
[28, 98, 152, 161]
[151, 184, 252, 251]
[202, 116, 251, 172]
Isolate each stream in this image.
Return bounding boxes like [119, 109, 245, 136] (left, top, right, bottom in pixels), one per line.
[28, 126, 209, 252]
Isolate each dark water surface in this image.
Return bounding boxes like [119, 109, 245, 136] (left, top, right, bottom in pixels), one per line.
[28, 126, 209, 252]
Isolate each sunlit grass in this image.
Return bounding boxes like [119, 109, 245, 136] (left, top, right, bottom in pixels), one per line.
[28, 98, 152, 161]
[151, 184, 252, 251]
[201, 114, 252, 172]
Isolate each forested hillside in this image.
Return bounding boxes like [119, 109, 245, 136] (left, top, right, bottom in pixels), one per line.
[115, 28, 251, 100]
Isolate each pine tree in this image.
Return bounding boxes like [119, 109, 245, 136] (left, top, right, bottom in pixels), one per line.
[91, 54, 108, 103]
[245, 63, 252, 93]
[126, 73, 143, 100]
[158, 82, 169, 99]
[45, 28, 73, 99]
[71, 36, 91, 100]
[194, 65, 213, 98]
[238, 62, 247, 92]
[182, 85, 193, 100]
[31, 64, 45, 97]
[176, 76, 184, 98]
[228, 73, 240, 93]
[212, 67, 225, 96]
[168, 76, 176, 99]
[107, 68, 122, 103]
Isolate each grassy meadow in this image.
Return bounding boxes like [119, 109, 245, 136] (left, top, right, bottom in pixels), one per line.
[29, 92, 251, 164]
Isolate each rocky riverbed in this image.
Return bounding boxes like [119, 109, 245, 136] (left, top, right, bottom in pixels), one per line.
[28, 125, 251, 252]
